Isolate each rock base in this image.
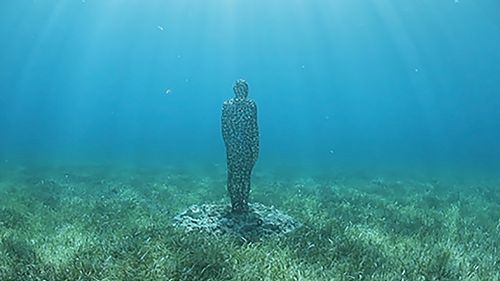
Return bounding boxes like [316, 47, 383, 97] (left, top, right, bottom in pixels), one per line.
[173, 203, 301, 239]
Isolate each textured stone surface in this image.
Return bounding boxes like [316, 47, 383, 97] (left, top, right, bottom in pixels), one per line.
[221, 79, 259, 213]
[173, 203, 301, 238]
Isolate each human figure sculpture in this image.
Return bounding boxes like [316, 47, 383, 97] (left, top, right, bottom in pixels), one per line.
[174, 81, 298, 236]
[222, 79, 259, 214]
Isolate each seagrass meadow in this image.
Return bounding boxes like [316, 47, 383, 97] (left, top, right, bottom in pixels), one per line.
[0, 163, 498, 281]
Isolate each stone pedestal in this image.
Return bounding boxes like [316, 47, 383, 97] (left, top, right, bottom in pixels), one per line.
[174, 202, 301, 239]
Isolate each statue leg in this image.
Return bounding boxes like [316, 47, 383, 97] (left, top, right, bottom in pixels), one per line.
[240, 168, 252, 210]
[226, 148, 256, 214]
[227, 167, 239, 212]
[227, 162, 251, 213]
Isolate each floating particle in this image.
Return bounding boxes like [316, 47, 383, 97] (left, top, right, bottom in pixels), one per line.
[325, 115, 330, 120]
[301, 65, 306, 69]
[165, 88, 173, 95]
[329, 150, 334, 154]
[157, 25, 165, 31]
[414, 68, 419, 73]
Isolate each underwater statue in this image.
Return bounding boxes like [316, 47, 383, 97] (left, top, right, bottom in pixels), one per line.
[222, 79, 259, 213]
[174, 80, 300, 238]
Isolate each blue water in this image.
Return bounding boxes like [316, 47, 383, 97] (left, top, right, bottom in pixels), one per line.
[1, 0, 499, 176]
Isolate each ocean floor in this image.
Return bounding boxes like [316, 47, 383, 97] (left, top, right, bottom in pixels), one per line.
[0, 163, 498, 280]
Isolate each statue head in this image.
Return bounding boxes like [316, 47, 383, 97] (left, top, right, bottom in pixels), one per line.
[233, 79, 249, 100]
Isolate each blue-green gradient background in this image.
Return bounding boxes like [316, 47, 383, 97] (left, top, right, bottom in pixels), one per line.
[1, 0, 499, 176]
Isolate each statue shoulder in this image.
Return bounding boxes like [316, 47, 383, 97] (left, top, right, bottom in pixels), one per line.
[223, 99, 234, 109]
[248, 99, 257, 108]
